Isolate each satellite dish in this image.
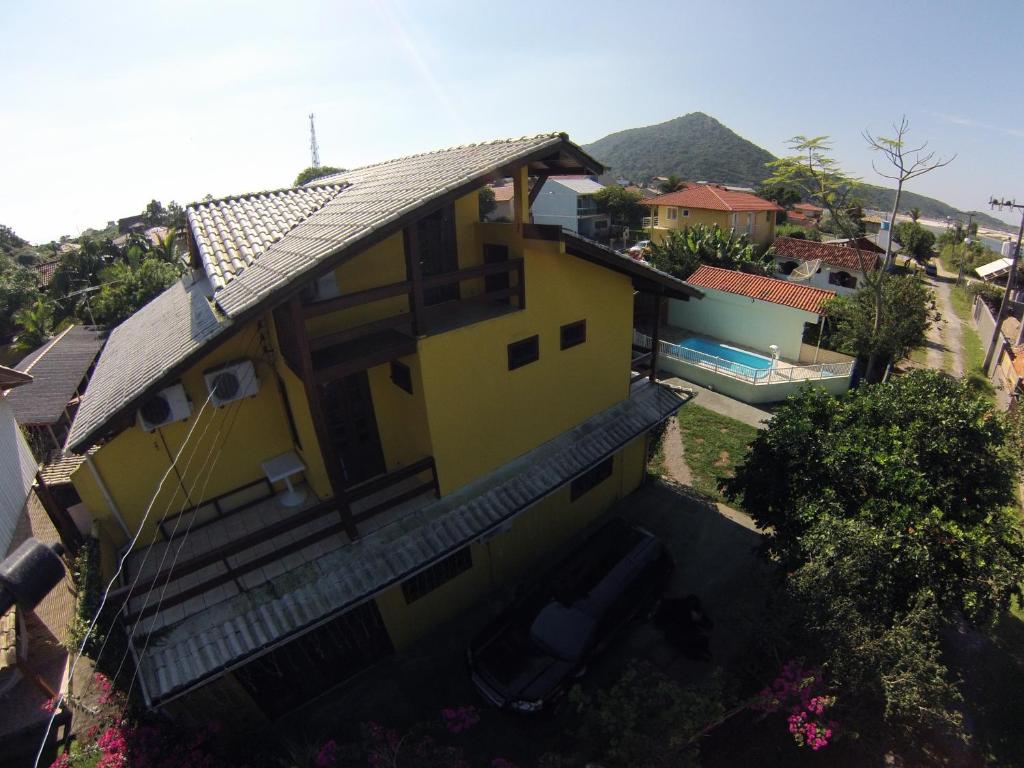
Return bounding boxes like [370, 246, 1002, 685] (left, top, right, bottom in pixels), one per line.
[790, 259, 821, 282]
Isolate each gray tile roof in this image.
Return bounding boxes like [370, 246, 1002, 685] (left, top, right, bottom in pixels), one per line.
[7, 325, 104, 426]
[134, 382, 690, 705]
[188, 185, 348, 291]
[68, 133, 600, 450]
[212, 134, 568, 317]
[66, 275, 225, 451]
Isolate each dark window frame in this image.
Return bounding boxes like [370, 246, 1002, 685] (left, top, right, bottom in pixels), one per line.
[390, 360, 413, 394]
[507, 335, 539, 371]
[401, 546, 473, 604]
[560, 319, 587, 350]
[570, 456, 614, 501]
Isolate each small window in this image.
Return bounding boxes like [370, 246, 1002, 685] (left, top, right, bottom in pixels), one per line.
[390, 361, 413, 394]
[682, 209, 690, 217]
[508, 335, 539, 370]
[560, 320, 587, 350]
[667, 207, 678, 221]
[570, 457, 614, 501]
[402, 547, 472, 603]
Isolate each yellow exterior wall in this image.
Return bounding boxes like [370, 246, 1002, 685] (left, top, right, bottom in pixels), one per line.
[70, 323, 299, 547]
[365, 354, 434, 472]
[304, 233, 409, 339]
[417, 238, 633, 495]
[651, 206, 776, 249]
[376, 435, 647, 650]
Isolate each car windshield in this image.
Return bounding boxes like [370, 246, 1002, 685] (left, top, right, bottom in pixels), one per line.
[529, 602, 596, 661]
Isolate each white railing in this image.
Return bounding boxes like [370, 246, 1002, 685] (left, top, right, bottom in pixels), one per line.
[633, 331, 855, 384]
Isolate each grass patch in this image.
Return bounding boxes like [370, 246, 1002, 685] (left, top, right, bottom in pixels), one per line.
[950, 285, 996, 400]
[907, 346, 929, 366]
[676, 405, 758, 503]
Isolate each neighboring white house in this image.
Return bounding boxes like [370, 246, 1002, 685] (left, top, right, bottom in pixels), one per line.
[530, 176, 610, 238]
[637, 265, 854, 403]
[0, 365, 37, 557]
[769, 236, 882, 296]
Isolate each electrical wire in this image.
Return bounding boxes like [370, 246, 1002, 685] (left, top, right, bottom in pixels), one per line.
[32, 389, 220, 768]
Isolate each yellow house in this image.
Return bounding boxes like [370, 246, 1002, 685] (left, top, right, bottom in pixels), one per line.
[64, 133, 701, 722]
[640, 183, 782, 250]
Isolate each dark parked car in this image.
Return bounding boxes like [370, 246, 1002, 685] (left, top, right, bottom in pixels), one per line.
[924, 262, 938, 277]
[468, 518, 673, 712]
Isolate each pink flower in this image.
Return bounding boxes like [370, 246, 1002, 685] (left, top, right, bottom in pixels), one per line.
[315, 739, 339, 768]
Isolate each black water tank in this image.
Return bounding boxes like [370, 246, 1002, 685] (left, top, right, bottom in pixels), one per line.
[0, 538, 66, 615]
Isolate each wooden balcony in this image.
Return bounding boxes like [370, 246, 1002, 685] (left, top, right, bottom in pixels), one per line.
[114, 458, 439, 638]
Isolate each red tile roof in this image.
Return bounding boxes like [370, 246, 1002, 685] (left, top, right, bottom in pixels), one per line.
[686, 265, 835, 314]
[640, 184, 783, 212]
[826, 236, 886, 255]
[792, 202, 824, 214]
[770, 236, 880, 272]
[490, 184, 515, 202]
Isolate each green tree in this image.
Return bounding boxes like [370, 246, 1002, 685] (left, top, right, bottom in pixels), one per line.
[724, 371, 1024, 739]
[659, 174, 683, 193]
[294, 166, 345, 186]
[13, 296, 53, 347]
[0, 251, 41, 342]
[165, 201, 185, 229]
[478, 187, 497, 220]
[909, 206, 921, 222]
[149, 229, 181, 266]
[755, 182, 802, 209]
[592, 185, 645, 228]
[892, 221, 936, 262]
[823, 273, 935, 367]
[649, 223, 771, 280]
[141, 199, 167, 226]
[91, 258, 182, 327]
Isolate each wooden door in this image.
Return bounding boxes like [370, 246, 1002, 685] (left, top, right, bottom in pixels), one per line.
[418, 204, 459, 306]
[321, 371, 386, 486]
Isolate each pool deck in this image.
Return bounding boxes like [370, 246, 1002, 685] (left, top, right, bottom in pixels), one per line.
[659, 329, 847, 383]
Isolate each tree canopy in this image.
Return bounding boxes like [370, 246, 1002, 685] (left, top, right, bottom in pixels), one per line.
[648, 223, 771, 280]
[893, 221, 936, 262]
[294, 166, 345, 186]
[592, 185, 645, 228]
[725, 371, 1024, 739]
[821, 273, 935, 366]
[478, 187, 497, 220]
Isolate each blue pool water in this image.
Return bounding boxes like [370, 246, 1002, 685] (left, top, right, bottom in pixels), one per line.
[670, 336, 773, 378]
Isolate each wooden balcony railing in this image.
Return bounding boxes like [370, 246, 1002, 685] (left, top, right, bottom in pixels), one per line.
[115, 457, 440, 630]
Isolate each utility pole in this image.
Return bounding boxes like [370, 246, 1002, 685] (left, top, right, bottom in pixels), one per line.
[309, 113, 321, 169]
[983, 198, 1024, 373]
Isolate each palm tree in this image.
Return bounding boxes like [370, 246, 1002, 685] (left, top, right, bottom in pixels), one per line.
[909, 207, 921, 223]
[14, 297, 53, 347]
[150, 228, 182, 266]
[659, 174, 684, 194]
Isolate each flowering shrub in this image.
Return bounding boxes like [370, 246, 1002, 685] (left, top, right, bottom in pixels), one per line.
[314, 739, 340, 768]
[753, 660, 837, 751]
[440, 706, 479, 734]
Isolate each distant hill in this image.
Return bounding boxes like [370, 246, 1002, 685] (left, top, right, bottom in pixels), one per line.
[583, 113, 1013, 233]
[584, 112, 774, 188]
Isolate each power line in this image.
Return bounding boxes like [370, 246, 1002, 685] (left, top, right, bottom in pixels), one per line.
[32, 389, 221, 768]
[115, 356, 261, 692]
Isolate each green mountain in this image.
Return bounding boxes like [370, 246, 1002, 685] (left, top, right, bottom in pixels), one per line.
[583, 112, 1013, 233]
[584, 112, 774, 188]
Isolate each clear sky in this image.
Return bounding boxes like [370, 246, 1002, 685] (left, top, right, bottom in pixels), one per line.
[2, 0, 1022, 243]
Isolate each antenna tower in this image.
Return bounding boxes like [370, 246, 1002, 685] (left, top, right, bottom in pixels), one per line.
[309, 113, 321, 169]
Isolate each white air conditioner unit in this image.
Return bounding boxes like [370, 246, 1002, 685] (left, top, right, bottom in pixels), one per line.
[137, 384, 192, 432]
[203, 360, 260, 407]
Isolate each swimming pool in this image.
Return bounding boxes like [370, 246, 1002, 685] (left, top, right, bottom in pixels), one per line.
[667, 337, 773, 379]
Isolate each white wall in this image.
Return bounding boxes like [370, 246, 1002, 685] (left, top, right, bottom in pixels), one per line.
[773, 259, 863, 296]
[667, 288, 819, 361]
[531, 179, 579, 233]
[0, 398, 36, 555]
